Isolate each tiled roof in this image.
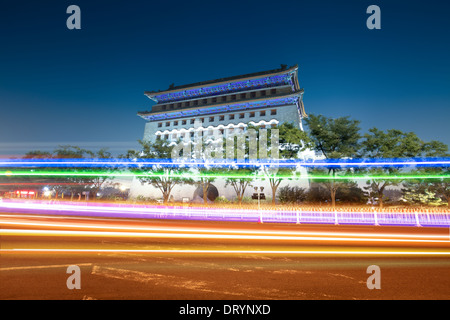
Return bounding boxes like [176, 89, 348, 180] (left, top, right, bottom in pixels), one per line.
[145, 64, 298, 96]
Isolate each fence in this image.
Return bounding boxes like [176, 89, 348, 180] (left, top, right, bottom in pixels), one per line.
[1, 199, 450, 227]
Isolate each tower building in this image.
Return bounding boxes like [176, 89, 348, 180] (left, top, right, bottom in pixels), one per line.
[130, 64, 310, 202]
[138, 64, 306, 144]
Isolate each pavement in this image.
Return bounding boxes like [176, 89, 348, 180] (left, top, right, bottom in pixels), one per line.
[1, 212, 450, 300]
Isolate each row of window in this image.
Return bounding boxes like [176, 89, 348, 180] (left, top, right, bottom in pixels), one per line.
[156, 123, 277, 141]
[156, 109, 277, 128]
[159, 88, 278, 111]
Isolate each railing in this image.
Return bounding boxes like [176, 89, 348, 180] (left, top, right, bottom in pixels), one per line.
[1, 199, 449, 227]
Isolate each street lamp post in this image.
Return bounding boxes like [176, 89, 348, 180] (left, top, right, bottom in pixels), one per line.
[252, 186, 265, 223]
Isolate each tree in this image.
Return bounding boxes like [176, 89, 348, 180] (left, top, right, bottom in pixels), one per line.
[401, 140, 450, 207]
[52, 145, 96, 200]
[402, 183, 443, 207]
[305, 114, 361, 208]
[86, 148, 120, 200]
[362, 129, 446, 207]
[278, 185, 307, 204]
[247, 122, 309, 205]
[125, 139, 192, 204]
[224, 166, 255, 205]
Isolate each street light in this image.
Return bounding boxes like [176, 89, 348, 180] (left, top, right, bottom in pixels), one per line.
[252, 186, 266, 223]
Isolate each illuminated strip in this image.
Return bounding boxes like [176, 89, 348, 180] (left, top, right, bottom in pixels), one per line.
[1, 170, 448, 180]
[1, 158, 449, 167]
[1, 219, 448, 240]
[1, 229, 448, 243]
[2, 248, 450, 256]
[1, 201, 449, 227]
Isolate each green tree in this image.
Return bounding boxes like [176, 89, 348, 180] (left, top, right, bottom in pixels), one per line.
[247, 122, 308, 205]
[224, 166, 255, 205]
[305, 114, 361, 208]
[278, 185, 307, 204]
[362, 129, 445, 207]
[401, 140, 449, 207]
[125, 139, 192, 204]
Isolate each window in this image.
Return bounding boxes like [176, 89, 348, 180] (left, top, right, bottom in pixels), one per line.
[158, 123, 162, 128]
[212, 97, 217, 103]
[261, 90, 266, 97]
[260, 111, 266, 116]
[221, 96, 227, 102]
[209, 116, 214, 122]
[193, 100, 198, 106]
[174, 121, 178, 126]
[250, 92, 256, 98]
[240, 93, 246, 99]
[202, 99, 208, 104]
[162, 105, 167, 110]
[219, 115, 224, 121]
[190, 119, 195, 124]
[186, 101, 190, 107]
[172, 134, 177, 139]
[231, 94, 236, 101]
[177, 103, 182, 108]
[200, 118, 204, 123]
[270, 109, 277, 115]
[170, 105, 174, 110]
[249, 112, 255, 118]
[164, 134, 169, 140]
[239, 113, 245, 119]
[229, 128, 234, 134]
[156, 135, 161, 140]
[229, 114, 235, 120]
[181, 120, 186, 125]
[219, 129, 224, 135]
[190, 132, 194, 138]
[165, 122, 170, 127]
[271, 89, 277, 95]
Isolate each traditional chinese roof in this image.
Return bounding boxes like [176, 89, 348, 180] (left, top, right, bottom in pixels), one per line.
[145, 64, 299, 104]
[138, 89, 306, 122]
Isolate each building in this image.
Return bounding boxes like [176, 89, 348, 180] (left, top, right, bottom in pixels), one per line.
[129, 64, 312, 202]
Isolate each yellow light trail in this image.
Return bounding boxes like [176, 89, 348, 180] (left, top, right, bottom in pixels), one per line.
[0, 218, 448, 240]
[1, 248, 450, 256]
[1, 228, 449, 244]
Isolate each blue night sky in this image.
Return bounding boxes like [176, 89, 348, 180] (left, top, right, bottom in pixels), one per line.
[0, 0, 449, 156]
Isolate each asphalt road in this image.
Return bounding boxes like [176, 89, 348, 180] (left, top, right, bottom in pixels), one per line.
[1, 212, 450, 300]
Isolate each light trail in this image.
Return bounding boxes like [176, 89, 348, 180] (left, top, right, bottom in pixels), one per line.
[1, 200, 449, 227]
[1, 170, 449, 180]
[2, 248, 450, 256]
[1, 157, 449, 168]
[1, 228, 449, 244]
[1, 218, 448, 240]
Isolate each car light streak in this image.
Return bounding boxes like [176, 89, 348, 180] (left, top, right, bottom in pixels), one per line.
[1, 248, 450, 256]
[1, 200, 449, 227]
[1, 157, 449, 168]
[1, 228, 449, 244]
[0, 218, 448, 240]
[1, 169, 448, 180]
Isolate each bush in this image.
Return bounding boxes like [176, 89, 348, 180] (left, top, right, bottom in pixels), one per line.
[278, 185, 307, 204]
[214, 196, 230, 203]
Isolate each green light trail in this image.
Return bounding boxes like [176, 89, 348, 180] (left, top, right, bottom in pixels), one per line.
[1, 170, 449, 180]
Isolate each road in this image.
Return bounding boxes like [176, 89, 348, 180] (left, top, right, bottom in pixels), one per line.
[1, 212, 450, 300]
